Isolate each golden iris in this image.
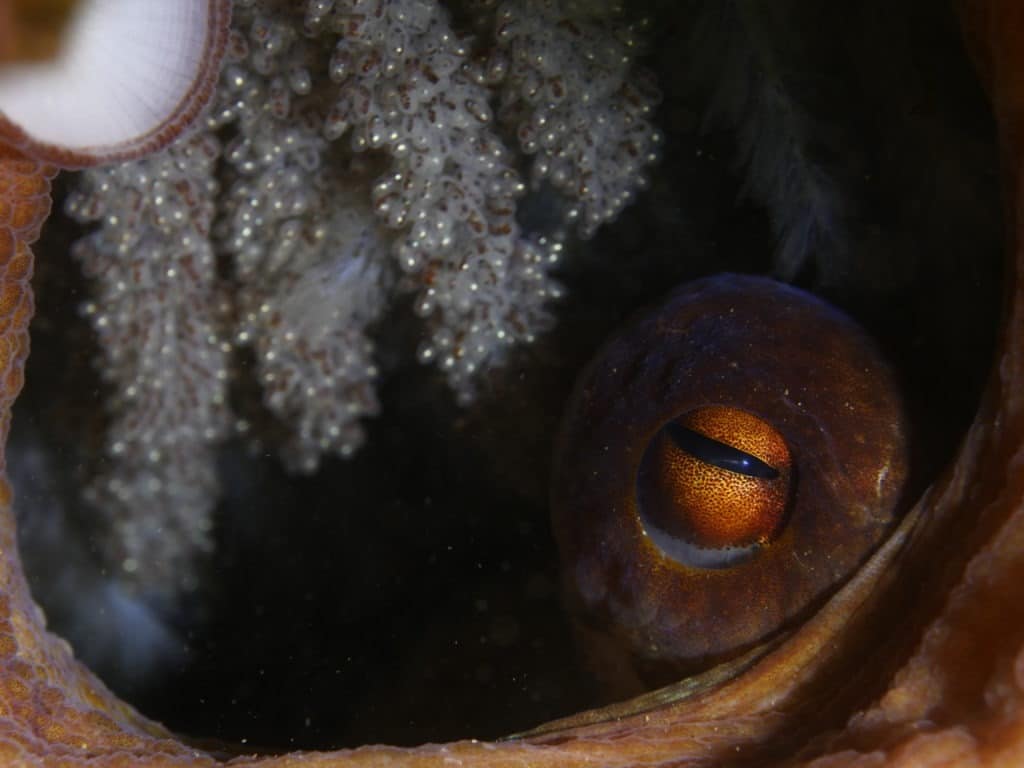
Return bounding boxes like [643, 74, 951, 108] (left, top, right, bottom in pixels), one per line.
[638, 406, 792, 560]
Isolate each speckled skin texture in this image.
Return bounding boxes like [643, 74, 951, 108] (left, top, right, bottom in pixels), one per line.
[0, 0, 1022, 765]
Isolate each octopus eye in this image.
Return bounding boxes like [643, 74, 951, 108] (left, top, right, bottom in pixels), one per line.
[552, 273, 910, 687]
[637, 406, 791, 568]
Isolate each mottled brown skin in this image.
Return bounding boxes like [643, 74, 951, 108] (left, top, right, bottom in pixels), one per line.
[552, 275, 909, 678]
[0, 0, 1021, 765]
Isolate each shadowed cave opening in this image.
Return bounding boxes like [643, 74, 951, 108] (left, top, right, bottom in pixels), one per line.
[8, 0, 1005, 752]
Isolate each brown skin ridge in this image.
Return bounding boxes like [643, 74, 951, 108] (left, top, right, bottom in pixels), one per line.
[0, 0, 1022, 765]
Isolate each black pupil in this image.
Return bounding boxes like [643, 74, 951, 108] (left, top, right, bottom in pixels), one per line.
[665, 422, 779, 480]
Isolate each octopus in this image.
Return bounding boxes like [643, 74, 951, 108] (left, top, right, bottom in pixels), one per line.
[0, 0, 1023, 766]
[551, 274, 911, 692]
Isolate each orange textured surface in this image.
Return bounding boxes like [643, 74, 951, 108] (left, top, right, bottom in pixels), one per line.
[682, 406, 791, 470]
[0, 1, 1021, 766]
[656, 407, 790, 547]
